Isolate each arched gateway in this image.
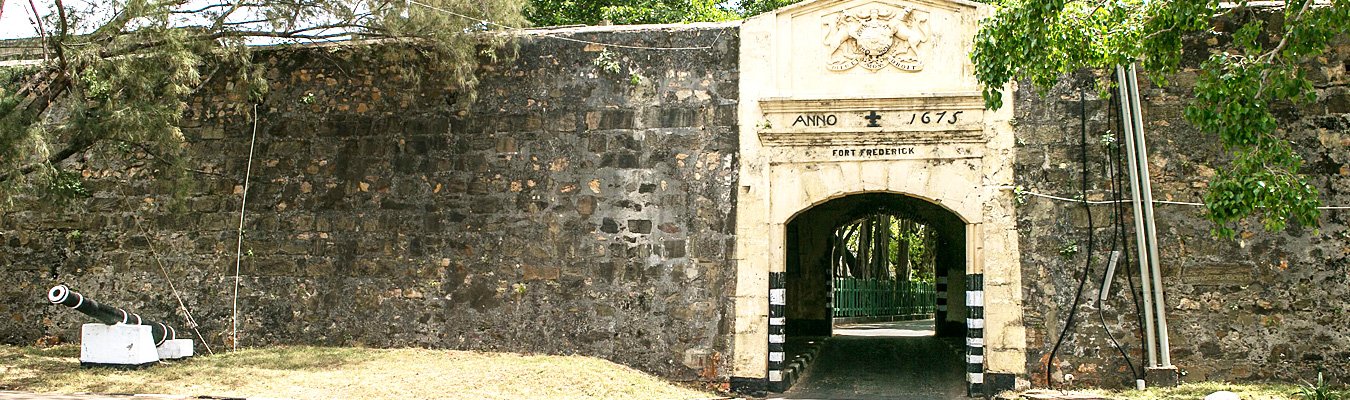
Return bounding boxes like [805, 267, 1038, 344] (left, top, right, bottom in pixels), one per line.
[729, 0, 1025, 396]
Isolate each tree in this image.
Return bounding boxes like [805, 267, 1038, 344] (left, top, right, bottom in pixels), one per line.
[0, 0, 526, 203]
[735, 0, 800, 17]
[524, 0, 746, 26]
[971, 0, 1350, 237]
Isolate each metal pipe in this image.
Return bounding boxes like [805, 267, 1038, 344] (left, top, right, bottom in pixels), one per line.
[1116, 64, 1159, 367]
[1126, 64, 1173, 367]
[1100, 251, 1121, 302]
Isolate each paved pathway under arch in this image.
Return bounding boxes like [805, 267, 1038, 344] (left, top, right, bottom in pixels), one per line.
[778, 319, 968, 399]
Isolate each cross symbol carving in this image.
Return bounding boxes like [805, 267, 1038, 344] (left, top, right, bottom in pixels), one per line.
[865, 111, 882, 127]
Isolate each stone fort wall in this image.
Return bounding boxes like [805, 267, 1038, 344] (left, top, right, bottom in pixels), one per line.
[1, 12, 1349, 390]
[0, 24, 740, 380]
[1013, 12, 1350, 387]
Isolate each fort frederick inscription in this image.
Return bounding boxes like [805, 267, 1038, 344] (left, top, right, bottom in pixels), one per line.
[829, 147, 916, 157]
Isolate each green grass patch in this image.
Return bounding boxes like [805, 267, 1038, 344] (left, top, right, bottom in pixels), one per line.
[0, 345, 720, 400]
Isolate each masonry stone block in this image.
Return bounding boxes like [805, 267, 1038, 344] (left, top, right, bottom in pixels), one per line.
[2, 24, 740, 383]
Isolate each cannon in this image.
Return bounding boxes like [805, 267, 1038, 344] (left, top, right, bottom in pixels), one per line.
[47, 285, 194, 367]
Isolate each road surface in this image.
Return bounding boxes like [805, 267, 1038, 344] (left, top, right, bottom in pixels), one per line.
[779, 319, 968, 399]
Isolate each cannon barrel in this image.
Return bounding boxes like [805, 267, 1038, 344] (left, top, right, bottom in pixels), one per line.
[47, 285, 177, 346]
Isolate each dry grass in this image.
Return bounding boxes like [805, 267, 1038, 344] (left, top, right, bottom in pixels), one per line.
[1011, 381, 1348, 400]
[0, 345, 721, 400]
[1089, 381, 1345, 400]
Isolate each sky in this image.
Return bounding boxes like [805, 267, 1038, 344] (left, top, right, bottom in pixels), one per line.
[0, 0, 298, 42]
[0, 0, 507, 47]
[1, 0, 45, 39]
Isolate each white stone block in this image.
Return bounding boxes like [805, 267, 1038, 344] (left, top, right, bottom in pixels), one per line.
[157, 338, 195, 360]
[80, 323, 159, 367]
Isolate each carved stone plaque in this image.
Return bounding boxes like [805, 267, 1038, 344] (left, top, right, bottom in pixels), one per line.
[757, 93, 986, 146]
[822, 3, 931, 72]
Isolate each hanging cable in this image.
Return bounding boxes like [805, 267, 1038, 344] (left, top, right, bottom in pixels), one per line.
[1096, 77, 1141, 382]
[134, 217, 215, 356]
[231, 103, 259, 352]
[1046, 86, 1098, 387]
[1113, 69, 1149, 383]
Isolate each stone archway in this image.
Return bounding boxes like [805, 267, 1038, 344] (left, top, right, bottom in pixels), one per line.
[730, 0, 1024, 396]
[772, 192, 973, 394]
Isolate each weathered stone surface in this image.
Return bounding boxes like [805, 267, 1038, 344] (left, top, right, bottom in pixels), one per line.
[0, 24, 739, 381]
[1013, 10, 1350, 388]
[0, 5, 1346, 391]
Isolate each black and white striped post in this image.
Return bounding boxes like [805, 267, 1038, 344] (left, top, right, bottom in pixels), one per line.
[935, 275, 948, 316]
[767, 272, 787, 392]
[965, 274, 985, 397]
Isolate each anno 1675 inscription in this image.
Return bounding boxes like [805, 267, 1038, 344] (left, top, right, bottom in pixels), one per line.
[789, 110, 967, 128]
[757, 96, 985, 146]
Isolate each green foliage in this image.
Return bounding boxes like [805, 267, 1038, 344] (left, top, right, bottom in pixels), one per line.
[737, 0, 802, 17]
[593, 49, 623, 74]
[523, 0, 810, 26]
[0, 0, 528, 204]
[1058, 240, 1079, 259]
[1296, 371, 1342, 400]
[525, 0, 738, 26]
[889, 220, 936, 282]
[44, 168, 89, 201]
[972, 0, 1350, 238]
[835, 215, 935, 282]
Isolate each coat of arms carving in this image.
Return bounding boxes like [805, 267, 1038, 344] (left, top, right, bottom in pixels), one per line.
[822, 4, 931, 72]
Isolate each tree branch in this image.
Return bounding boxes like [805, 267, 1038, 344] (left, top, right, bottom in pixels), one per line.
[25, 0, 50, 60]
[87, 0, 149, 46]
[170, 2, 246, 14]
[99, 21, 397, 59]
[11, 70, 69, 126]
[210, 0, 245, 32]
[220, 18, 272, 26]
[112, 139, 231, 177]
[53, 0, 70, 75]
[1262, 0, 1312, 62]
[0, 136, 95, 184]
[1254, 0, 1314, 98]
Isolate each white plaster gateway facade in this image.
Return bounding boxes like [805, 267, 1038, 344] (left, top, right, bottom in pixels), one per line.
[731, 0, 1027, 395]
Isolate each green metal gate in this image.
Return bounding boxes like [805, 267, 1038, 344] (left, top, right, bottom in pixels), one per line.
[832, 277, 936, 318]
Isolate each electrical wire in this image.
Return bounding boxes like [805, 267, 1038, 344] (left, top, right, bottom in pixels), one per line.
[133, 216, 215, 355]
[231, 103, 259, 351]
[1002, 189, 1348, 210]
[1097, 78, 1141, 382]
[1046, 87, 1097, 387]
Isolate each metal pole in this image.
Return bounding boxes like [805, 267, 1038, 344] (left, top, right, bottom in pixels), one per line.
[1116, 65, 1159, 368]
[1126, 64, 1173, 367]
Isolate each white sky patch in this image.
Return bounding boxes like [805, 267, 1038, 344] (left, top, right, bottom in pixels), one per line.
[1, 0, 115, 39]
[2, 0, 44, 39]
[0, 0, 355, 44]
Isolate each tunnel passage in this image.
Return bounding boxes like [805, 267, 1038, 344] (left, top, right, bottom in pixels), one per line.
[785, 192, 967, 337]
[771, 192, 970, 393]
